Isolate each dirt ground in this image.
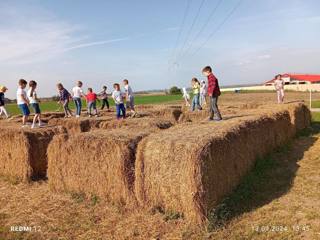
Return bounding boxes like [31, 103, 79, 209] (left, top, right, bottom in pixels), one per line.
[0, 92, 319, 240]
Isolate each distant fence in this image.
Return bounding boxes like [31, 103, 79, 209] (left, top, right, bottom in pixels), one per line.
[221, 83, 320, 92]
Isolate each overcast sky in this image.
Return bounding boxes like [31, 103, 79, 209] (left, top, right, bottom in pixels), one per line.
[1, 0, 320, 98]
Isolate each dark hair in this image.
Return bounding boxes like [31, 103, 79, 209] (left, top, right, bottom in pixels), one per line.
[123, 79, 129, 84]
[202, 66, 212, 73]
[57, 83, 64, 90]
[113, 83, 120, 89]
[103, 85, 107, 89]
[192, 78, 199, 83]
[77, 81, 83, 86]
[29, 80, 37, 98]
[19, 79, 27, 86]
[275, 74, 282, 79]
[88, 88, 93, 92]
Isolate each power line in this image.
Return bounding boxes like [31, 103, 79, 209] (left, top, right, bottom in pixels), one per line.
[168, 0, 191, 66]
[189, 0, 244, 57]
[174, 0, 206, 63]
[178, 0, 223, 60]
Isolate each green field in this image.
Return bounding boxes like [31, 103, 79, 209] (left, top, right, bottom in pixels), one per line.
[4, 94, 183, 116]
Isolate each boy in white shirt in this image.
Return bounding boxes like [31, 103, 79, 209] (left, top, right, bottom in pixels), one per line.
[112, 83, 126, 119]
[123, 79, 136, 117]
[72, 81, 84, 117]
[17, 79, 30, 127]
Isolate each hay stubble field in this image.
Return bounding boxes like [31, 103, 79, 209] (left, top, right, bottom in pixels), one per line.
[0, 92, 320, 240]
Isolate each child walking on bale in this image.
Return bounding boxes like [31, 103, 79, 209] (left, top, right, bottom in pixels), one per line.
[182, 87, 191, 107]
[0, 86, 9, 119]
[202, 66, 222, 121]
[28, 80, 44, 128]
[274, 74, 285, 104]
[57, 83, 72, 118]
[200, 80, 207, 107]
[123, 79, 136, 117]
[112, 83, 126, 119]
[86, 88, 98, 117]
[72, 81, 84, 118]
[16, 79, 30, 127]
[191, 78, 202, 111]
[98, 85, 110, 111]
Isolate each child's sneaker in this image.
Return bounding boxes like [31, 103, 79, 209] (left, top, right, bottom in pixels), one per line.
[76, 115, 80, 118]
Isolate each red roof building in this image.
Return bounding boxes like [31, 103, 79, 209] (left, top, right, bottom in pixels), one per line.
[265, 74, 320, 85]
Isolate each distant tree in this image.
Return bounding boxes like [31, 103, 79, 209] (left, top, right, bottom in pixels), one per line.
[169, 86, 181, 95]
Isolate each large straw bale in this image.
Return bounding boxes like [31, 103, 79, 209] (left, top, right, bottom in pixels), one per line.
[47, 128, 151, 204]
[48, 117, 112, 134]
[145, 105, 183, 122]
[135, 103, 310, 223]
[99, 117, 173, 130]
[0, 126, 65, 182]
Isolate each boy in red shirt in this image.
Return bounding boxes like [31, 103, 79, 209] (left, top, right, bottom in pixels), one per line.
[86, 88, 98, 117]
[202, 66, 222, 121]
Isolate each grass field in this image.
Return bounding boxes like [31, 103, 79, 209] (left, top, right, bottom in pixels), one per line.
[4, 94, 182, 116]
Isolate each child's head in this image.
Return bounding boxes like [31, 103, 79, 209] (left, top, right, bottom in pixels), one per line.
[103, 85, 107, 90]
[123, 79, 129, 85]
[202, 66, 212, 76]
[88, 88, 93, 93]
[0, 86, 8, 93]
[29, 80, 37, 89]
[113, 83, 120, 91]
[275, 74, 282, 80]
[19, 79, 28, 89]
[57, 83, 64, 90]
[192, 78, 199, 84]
[77, 81, 83, 87]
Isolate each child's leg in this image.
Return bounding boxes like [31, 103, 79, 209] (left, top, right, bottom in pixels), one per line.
[20, 104, 30, 125]
[121, 103, 126, 118]
[277, 90, 281, 103]
[73, 98, 79, 115]
[0, 106, 7, 117]
[195, 94, 202, 110]
[93, 102, 98, 115]
[22, 115, 27, 125]
[79, 98, 82, 115]
[116, 104, 121, 119]
[191, 96, 196, 111]
[88, 102, 93, 116]
[211, 96, 222, 120]
[101, 99, 105, 110]
[130, 96, 135, 113]
[106, 99, 110, 110]
[63, 102, 68, 116]
[280, 89, 284, 103]
[64, 100, 72, 116]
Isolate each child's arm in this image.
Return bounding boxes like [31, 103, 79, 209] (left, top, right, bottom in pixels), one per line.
[21, 94, 29, 104]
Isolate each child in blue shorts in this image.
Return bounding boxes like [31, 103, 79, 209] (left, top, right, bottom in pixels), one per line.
[16, 79, 30, 128]
[28, 80, 43, 128]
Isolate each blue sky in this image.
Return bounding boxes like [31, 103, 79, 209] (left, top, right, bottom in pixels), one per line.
[1, 0, 320, 97]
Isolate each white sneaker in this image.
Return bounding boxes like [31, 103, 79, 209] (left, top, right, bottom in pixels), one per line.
[31, 124, 36, 129]
[76, 115, 80, 118]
